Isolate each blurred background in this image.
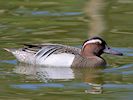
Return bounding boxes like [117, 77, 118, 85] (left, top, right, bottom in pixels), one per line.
[0, 0, 133, 99]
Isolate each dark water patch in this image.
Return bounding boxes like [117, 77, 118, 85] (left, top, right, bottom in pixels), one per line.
[118, 0, 133, 4]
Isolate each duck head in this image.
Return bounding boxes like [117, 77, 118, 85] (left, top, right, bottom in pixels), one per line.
[81, 37, 123, 57]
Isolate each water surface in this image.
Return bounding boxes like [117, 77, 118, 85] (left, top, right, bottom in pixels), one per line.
[0, 0, 133, 99]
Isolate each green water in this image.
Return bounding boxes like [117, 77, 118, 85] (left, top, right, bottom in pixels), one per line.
[0, 0, 133, 100]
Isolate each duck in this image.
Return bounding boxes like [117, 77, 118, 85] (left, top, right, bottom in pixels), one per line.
[4, 36, 123, 68]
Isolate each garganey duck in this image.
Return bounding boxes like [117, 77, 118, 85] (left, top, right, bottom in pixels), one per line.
[4, 37, 123, 67]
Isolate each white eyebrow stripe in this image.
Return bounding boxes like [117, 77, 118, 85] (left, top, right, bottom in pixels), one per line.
[83, 39, 102, 48]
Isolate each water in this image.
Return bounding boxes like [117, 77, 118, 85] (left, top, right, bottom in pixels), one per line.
[0, 0, 133, 99]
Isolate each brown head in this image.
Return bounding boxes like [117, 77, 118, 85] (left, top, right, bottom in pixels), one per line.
[81, 37, 123, 58]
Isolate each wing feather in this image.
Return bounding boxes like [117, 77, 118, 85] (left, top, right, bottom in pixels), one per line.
[23, 43, 81, 56]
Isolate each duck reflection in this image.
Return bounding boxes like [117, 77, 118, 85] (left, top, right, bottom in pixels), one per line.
[13, 63, 104, 94]
[73, 67, 104, 94]
[14, 63, 75, 82]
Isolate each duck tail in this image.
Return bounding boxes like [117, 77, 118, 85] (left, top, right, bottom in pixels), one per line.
[3, 48, 14, 52]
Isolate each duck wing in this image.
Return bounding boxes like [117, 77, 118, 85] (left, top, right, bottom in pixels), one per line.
[23, 44, 81, 57]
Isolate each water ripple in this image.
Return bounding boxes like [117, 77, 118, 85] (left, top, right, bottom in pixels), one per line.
[104, 84, 133, 89]
[104, 64, 133, 73]
[32, 11, 82, 16]
[113, 47, 133, 57]
[11, 83, 64, 90]
[0, 60, 17, 65]
[15, 10, 83, 16]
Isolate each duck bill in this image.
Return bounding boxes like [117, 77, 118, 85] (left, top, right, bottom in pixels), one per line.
[103, 47, 123, 56]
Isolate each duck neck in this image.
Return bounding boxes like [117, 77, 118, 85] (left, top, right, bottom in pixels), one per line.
[81, 44, 101, 58]
[81, 46, 96, 58]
